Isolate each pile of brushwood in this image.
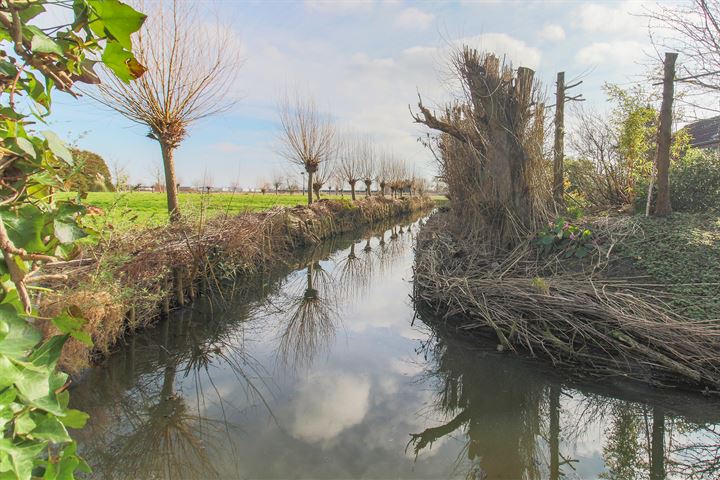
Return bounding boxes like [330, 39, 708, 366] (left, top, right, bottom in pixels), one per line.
[411, 46, 720, 393]
[40, 196, 433, 371]
[414, 211, 720, 393]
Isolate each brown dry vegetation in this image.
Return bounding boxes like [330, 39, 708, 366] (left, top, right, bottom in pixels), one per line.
[411, 46, 720, 393]
[41, 196, 433, 373]
[415, 211, 720, 393]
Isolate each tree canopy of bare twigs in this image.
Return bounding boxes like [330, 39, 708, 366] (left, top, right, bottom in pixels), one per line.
[338, 132, 363, 200]
[92, 0, 242, 221]
[359, 137, 375, 196]
[412, 47, 551, 250]
[277, 93, 335, 205]
[647, 0, 720, 113]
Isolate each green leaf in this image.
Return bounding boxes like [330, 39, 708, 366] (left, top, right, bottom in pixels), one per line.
[0, 438, 45, 480]
[88, 0, 146, 50]
[28, 335, 67, 371]
[52, 313, 92, 347]
[32, 415, 71, 443]
[53, 219, 87, 244]
[0, 205, 48, 254]
[13, 137, 36, 158]
[42, 131, 73, 164]
[0, 356, 20, 389]
[101, 40, 146, 82]
[25, 26, 63, 55]
[59, 409, 88, 429]
[0, 305, 41, 357]
[14, 411, 37, 435]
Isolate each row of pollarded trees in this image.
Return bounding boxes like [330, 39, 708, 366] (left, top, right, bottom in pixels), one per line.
[277, 94, 423, 205]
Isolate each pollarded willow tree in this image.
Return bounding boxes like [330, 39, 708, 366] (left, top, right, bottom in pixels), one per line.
[339, 133, 362, 200]
[278, 93, 335, 205]
[412, 47, 551, 249]
[93, 0, 242, 221]
[359, 137, 375, 196]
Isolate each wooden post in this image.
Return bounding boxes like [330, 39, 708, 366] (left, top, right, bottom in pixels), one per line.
[553, 72, 565, 207]
[654, 52, 678, 217]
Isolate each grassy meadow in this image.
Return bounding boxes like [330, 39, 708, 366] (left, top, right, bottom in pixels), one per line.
[59, 191, 310, 230]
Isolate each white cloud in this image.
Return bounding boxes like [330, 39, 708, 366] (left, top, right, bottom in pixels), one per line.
[459, 33, 542, 69]
[575, 40, 646, 65]
[539, 23, 566, 42]
[304, 0, 374, 14]
[571, 1, 647, 34]
[290, 373, 371, 443]
[394, 7, 434, 30]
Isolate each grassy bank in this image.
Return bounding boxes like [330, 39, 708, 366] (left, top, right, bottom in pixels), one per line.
[414, 210, 720, 393]
[59, 191, 447, 231]
[618, 213, 720, 320]
[43, 196, 434, 372]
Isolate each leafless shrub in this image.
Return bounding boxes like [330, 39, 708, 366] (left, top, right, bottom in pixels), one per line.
[92, 0, 242, 221]
[277, 92, 335, 205]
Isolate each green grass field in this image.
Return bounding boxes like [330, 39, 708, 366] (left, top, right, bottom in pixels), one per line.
[58, 191, 309, 230]
[58, 191, 446, 231]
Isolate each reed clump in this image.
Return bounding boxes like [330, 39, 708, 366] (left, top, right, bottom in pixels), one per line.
[414, 212, 720, 392]
[41, 196, 433, 371]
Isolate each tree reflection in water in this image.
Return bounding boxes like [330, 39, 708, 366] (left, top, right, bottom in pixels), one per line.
[72, 296, 273, 479]
[71, 213, 428, 479]
[411, 319, 720, 480]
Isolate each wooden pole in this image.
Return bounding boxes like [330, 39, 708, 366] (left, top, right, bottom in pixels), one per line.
[553, 72, 565, 207]
[654, 52, 678, 217]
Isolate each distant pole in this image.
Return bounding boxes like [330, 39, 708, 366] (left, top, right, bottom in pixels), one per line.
[301, 171, 305, 196]
[654, 52, 678, 217]
[553, 72, 565, 207]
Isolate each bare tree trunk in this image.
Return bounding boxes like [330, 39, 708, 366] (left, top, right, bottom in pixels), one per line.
[654, 52, 677, 217]
[365, 181, 371, 197]
[307, 170, 313, 205]
[350, 181, 356, 200]
[159, 140, 181, 222]
[553, 72, 565, 207]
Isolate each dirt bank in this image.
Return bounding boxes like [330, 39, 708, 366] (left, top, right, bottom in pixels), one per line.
[42, 196, 434, 371]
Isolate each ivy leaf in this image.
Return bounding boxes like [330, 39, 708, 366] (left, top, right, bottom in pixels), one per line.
[59, 409, 89, 429]
[52, 313, 92, 347]
[41, 131, 73, 164]
[31, 415, 71, 443]
[0, 438, 46, 480]
[0, 205, 48, 253]
[101, 41, 146, 82]
[88, 0, 146, 50]
[13, 137, 36, 158]
[0, 305, 41, 357]
[25, 26, 63, 55]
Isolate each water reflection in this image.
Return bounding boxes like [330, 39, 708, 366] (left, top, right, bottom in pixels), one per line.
[70, 210, 720, 479]
[71, 213, 424, 479]
[410, 319, 720, 480]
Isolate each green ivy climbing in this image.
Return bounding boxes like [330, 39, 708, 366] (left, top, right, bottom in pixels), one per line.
[0, 1, 145, 478]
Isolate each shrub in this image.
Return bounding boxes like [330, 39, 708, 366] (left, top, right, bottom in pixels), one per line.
[636, 149, 720, 213]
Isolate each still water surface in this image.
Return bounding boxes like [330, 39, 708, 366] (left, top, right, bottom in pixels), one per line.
[71, 214, 720, 479]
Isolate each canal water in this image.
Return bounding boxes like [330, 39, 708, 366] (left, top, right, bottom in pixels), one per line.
[71, 213, 720, 479]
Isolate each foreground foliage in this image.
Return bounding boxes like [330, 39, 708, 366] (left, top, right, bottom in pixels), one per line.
[0, 0, 145, 477]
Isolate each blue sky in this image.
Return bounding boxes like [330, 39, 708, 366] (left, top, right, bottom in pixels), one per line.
[48, 0, 668, 188]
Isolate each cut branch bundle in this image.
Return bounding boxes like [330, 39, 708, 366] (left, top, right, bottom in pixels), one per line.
[414, 213, 720, 392]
